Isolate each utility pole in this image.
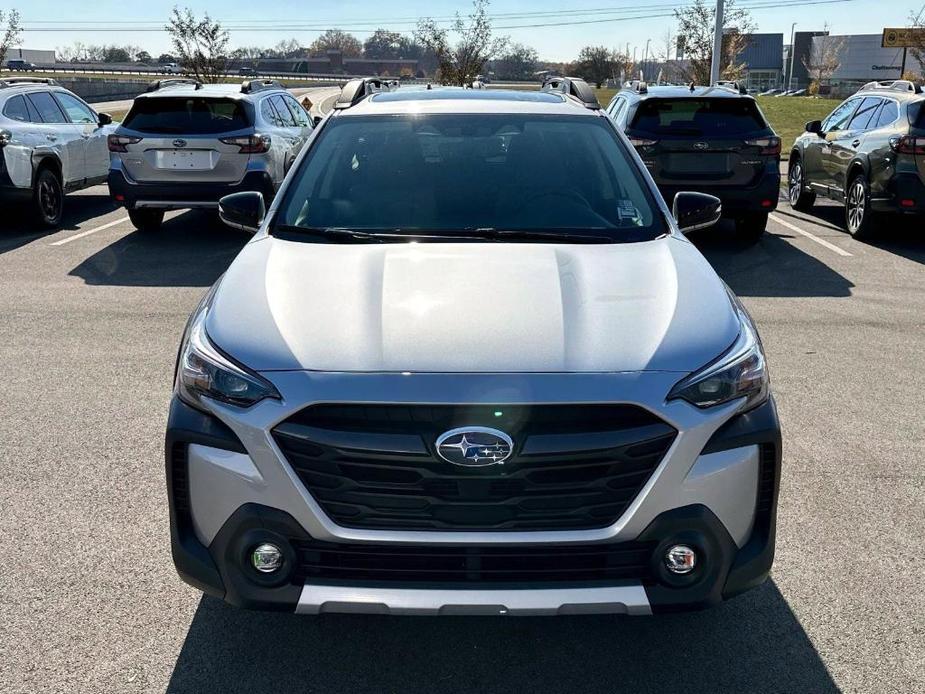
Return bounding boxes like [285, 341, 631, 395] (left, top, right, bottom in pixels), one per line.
[709, 0, 725, 85]
[787, 22, 797, 91]
[643, 38, 651, 81]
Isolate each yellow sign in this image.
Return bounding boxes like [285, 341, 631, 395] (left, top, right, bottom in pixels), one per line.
[882, 28, 925, 48]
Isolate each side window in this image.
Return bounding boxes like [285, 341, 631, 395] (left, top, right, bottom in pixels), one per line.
[875, 100, 899, 129]
[847, 97, 882, 131]
[609, 97, 627, 121]
[54, 92, 97, 124]
[270, 95, 296, 127]
[260, 98, 280, 126]
[3, 95, 29, 122]
[27, 92, 68, 124]
[284, 96, 311, 128]
[823, 98, 860, 132]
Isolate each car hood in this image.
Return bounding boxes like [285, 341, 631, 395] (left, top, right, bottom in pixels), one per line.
[206, 235, 740, 374]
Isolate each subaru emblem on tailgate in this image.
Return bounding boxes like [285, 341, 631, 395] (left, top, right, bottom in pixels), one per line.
[693, 142, 709, 150]
[173, 139, 187, 148]
[436, 427, 513, 467]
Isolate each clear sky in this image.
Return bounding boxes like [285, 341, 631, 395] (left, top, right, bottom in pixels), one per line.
[13, 0, 922, 62]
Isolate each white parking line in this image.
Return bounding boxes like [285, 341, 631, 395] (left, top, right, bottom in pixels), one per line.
[769, 213, 853, 257]
[49, 216, 130, 246]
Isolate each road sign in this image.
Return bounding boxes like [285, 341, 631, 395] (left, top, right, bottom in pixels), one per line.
[882, 28, 925, 48]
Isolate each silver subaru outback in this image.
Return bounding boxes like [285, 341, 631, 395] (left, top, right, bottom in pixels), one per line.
[108, 79, 314, 232]
[166, 78, 782, 616]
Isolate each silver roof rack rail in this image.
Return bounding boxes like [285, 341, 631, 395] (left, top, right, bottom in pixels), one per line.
[859, 79, 922, 94]
[145, 78, 203, 92]
[541, 76, 600, 109]
[334, 77, 395, 109]
[0, 76, 60, 88]
[240, 79, 284, 94]
[623, 79, 648, 94]
[715, 80, 748, 94]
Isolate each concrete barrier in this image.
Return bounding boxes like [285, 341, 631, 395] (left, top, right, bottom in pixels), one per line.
[53, 77, 152, 103]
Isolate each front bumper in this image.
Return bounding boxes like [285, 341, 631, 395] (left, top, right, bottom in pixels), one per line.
[165, 373, 781, 615]
[656, 169, 781, 215]
[108, 168, 274, 210]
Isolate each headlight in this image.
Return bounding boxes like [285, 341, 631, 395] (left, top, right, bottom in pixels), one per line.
[175, 292, 280, 410]
[667, 299, 769, 410]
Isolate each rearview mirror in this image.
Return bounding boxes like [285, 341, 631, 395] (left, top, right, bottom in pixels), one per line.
[805, 119, 823, 135]
[98, 112, 113, 127]
[219, 191, 265, 233]
[672, 192, 722, 234]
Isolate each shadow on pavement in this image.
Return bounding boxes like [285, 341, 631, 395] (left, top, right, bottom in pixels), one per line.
[69, 210, 249, 287]
[0, 192, 117, 256]
[166, 580, 837, 694]
[690, 219, 854, 298]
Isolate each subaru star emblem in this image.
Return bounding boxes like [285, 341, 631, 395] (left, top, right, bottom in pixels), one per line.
[693, 142, 709, 150]
[435, 427, 513, 467]
[173, 138, 187, 148]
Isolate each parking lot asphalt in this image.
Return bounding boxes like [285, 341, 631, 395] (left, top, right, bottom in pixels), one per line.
[0, 190, 922, 694]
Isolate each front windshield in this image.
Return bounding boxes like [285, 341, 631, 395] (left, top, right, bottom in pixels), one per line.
[274, 114, 666, 242]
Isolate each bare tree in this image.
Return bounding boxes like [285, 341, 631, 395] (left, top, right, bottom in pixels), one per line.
[612, 51, 636, 84]
[416, 0, 507, 86]
[308, 29, 362, 58]
[165, 7, 230, 83]
[802, 25, 845, 91]
[0, 9, 22, 68]
[908, 6, 925, 79]
[673, 0, 756, 85]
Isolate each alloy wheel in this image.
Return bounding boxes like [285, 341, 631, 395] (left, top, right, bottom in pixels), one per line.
[846, 180, 866, 234]
[39, 177, 61, 222]
[788, 163, 803, 205]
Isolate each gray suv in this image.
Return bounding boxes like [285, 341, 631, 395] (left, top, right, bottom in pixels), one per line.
[166, 79, 782, 616]
[108, 79, 314, 231]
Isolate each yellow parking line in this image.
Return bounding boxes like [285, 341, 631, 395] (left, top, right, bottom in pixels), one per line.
[50, 216, 130, 246]
[769, 213, 853, 257]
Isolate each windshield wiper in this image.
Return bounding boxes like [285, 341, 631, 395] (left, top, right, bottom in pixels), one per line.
[469, 228, 615, 243]
[273, 225, 393, 243]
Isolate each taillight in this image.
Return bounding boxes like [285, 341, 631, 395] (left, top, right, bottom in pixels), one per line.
[628, 137, 658, 148]
[745, 136, 781, 156]
[107, 134, 142, 153]
[219, 134, 271, 154]
[889, 135, 925, 155]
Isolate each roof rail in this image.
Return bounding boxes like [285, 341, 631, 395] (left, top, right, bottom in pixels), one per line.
[715, 80, 748, 94]
[541, 76, 600, 109]
[0, 76, 60, 89]
[334, 77, 395, 109]
[240, 79, 285, 94]
[622, 79, 648, 94]
[859, 79, 922, 94]
[145, 78, 203, 93]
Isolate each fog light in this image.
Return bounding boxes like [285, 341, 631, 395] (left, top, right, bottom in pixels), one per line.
[664, 544, 697, 575]
[251, 543, 284, 573]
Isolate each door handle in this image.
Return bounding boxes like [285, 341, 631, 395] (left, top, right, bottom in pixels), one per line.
[46, 135, 57, 142]
[851, 139, 861, 148]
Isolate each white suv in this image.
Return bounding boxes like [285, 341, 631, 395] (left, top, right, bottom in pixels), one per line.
[0, 77, 115, 226]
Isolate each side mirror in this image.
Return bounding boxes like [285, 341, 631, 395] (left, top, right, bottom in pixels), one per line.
[311, 114, 323, 127]
[98, 112, 113, 127]
[672, 192, 722, 234]
[805, 119, 823, 135]
[219, 191, 265, 233]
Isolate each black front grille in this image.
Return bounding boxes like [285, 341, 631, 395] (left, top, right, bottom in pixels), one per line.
[290, 537, 658, 584]
[273, 404, 676, 531]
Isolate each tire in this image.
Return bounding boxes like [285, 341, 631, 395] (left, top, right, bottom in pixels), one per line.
[128, 208, 165, 232]
[32, 167, 64, 228]
[734, 212, 769, 243]
[788, 158, 816, 211]
[844, 173, 875, 240]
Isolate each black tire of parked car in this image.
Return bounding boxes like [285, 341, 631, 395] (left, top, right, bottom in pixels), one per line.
[32, 167, 64, 228]
[734, 212, 768, 243]
[845, 172, 875, 240]
[128, 208, 165, 232]
[788, 158, 816, 212]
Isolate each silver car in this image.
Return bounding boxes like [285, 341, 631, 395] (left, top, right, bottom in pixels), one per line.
[166, 79, 781, 616]
[108, 79, 314, 231]
[0, 77, 115, 226]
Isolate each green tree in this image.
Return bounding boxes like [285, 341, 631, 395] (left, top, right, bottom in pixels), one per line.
[165, 7, 230, 83]
[491, 43, 538, 81]
[575, 46, 615, 88]
[364, 29, 403, 59]
[416, 0, 507, 86]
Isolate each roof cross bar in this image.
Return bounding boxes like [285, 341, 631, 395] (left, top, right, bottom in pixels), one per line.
[541, 76, 600, 109]
[859, 79, 922, 94]
[241, 79, 285, 94]
[145, 78, 203, 92]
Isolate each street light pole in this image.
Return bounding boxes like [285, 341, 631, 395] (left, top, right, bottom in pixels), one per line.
[787, 22, 797, 91]
[643, 38, 651, 81]
[709, 0, 725, 85]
